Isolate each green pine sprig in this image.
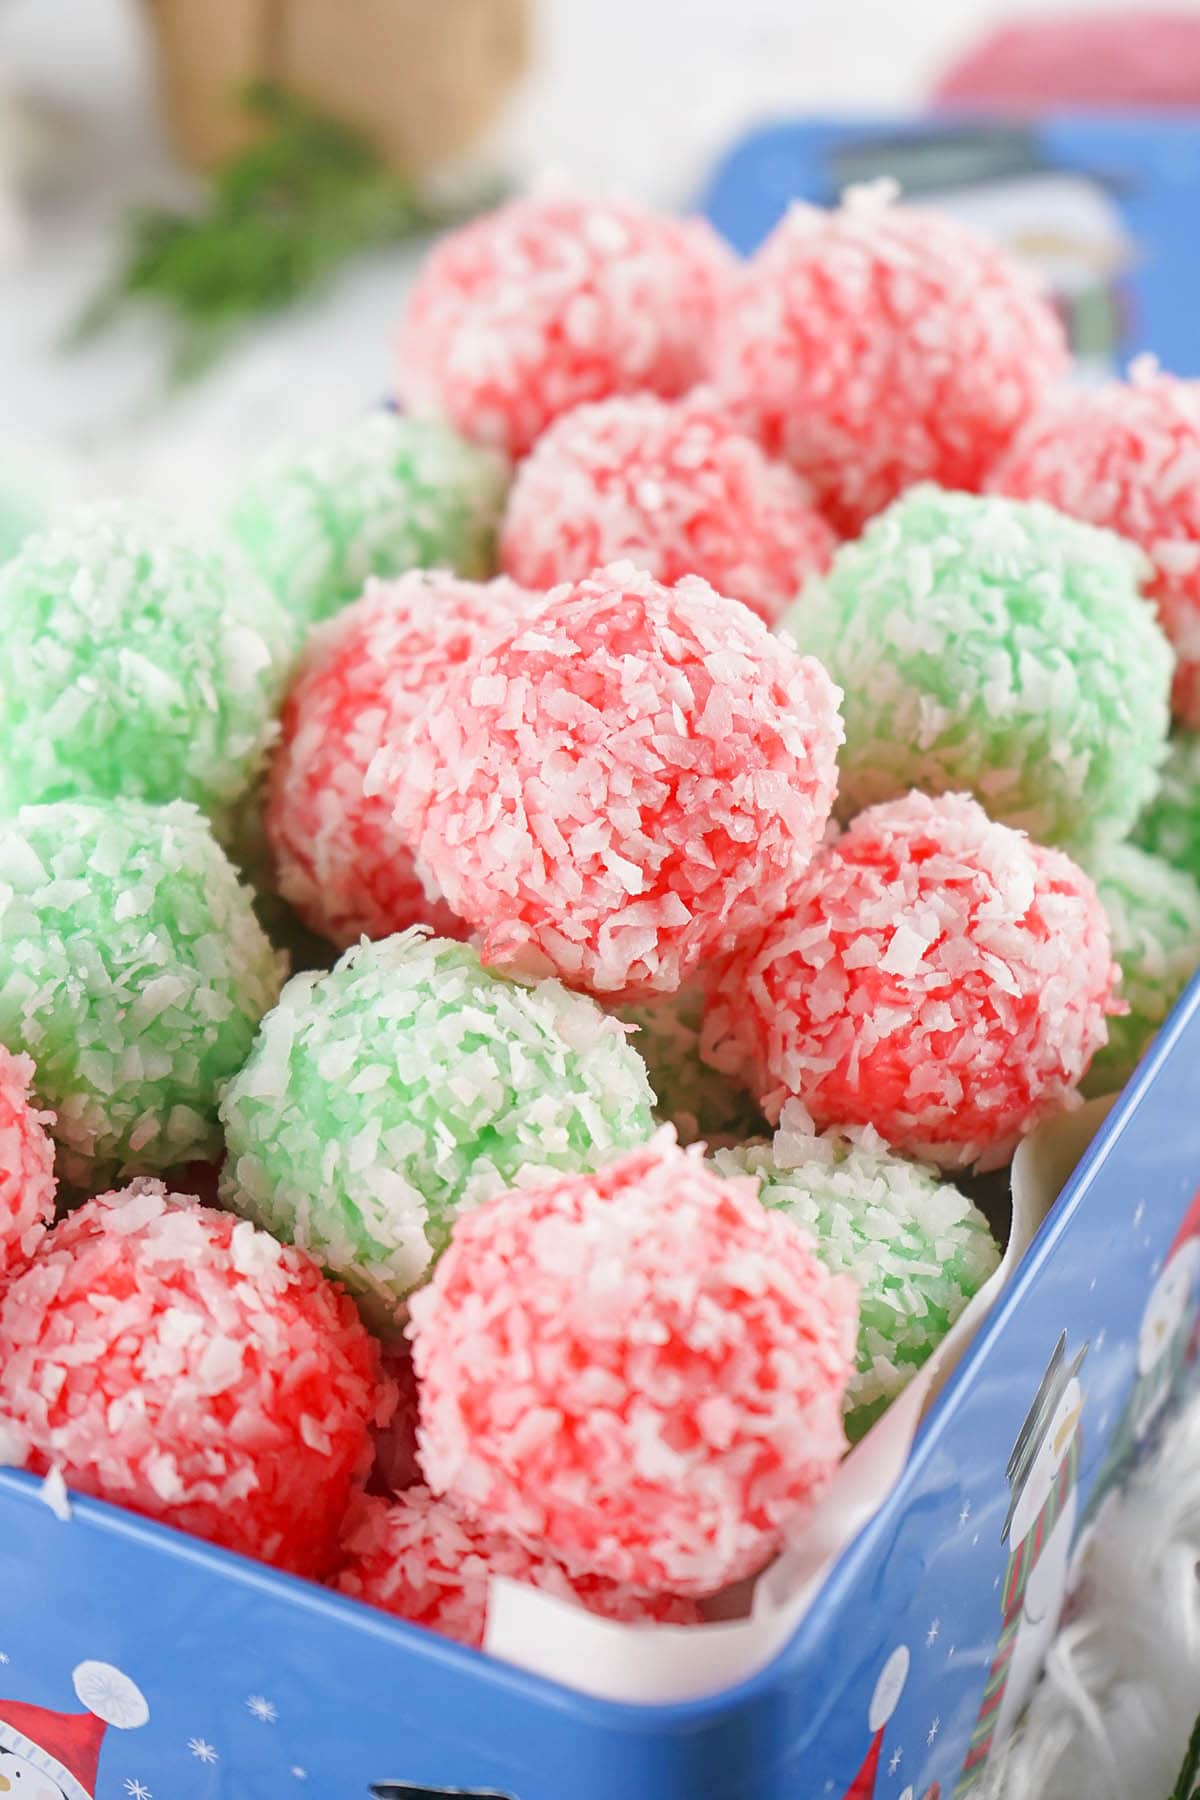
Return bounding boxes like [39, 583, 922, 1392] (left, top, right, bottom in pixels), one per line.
[72, 83, 498, 383]
[1170, 1709, 1200, 1800]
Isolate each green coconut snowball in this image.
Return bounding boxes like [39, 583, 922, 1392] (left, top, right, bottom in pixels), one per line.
[219, 930, 656, 1326]
[1135, 733, 1200, 886]
[714, 1106, 1001, 1440]
[782, 485, 1173, 850]
[229, 412, 510, 629]
[1083, 842, 1200, 1097]
[0, 502, 295, 834]
[619, 981, 766, 1147]
[0, 798, 284, 1189]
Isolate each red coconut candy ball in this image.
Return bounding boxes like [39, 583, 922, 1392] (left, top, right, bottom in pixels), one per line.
[265, 570, 536, 947]
[708, 182, 1068, 535]
[391, 562, 843, 999]
[0, 1046, 56, 1288]
[499, 393, 835, 627]
[409, 1133, 857, 1596]
[0, 1179, 386, 1576]
[394, 191, 735, 459]
[334, 1489, 702, 1646]
[702, 791, 1117, 1172]
[989, 360, 1200, 725]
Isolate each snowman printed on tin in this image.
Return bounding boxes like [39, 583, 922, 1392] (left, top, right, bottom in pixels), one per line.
[0, 1663, 148, 1800]
[1130, 1194, 1200, 1446]
[0, 1746, 68, 1800]
[954, 1332, 1087, 1794]
[1084, 1189, 1200, 1527]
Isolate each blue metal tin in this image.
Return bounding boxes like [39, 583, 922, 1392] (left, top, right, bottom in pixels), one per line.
[2, 971, 1198, 1800]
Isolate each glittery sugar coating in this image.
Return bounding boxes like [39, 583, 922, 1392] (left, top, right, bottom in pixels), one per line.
[1083, 842, 1200, 1096]
[0, 799, 284, 1189]
[783, 486, 1173, 851]
[0, 1047, 56, 1289]
[219, 932, 655, 1326]
[0, 1180, 384, 1576]
[334, 1489, 701, 1646]
[714, 1106, 1000, 1441]
[392, 562, 844, 999]
[989, 363, 1200, 725]
[395, 193, 734, 459]
[410, 1133, 857, 1596]
[1135, 732, 1200, 884]
[499, 393, 835, 625]
[702, 791, 1117, 1171]
[265, 570, 537, 947]
[230, 412, 510, 630]
[0, 502, 295, 833]
[709, 185, 1068, 535]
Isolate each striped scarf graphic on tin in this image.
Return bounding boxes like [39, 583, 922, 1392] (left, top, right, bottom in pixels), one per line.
[954, 1432, 1081, 1794]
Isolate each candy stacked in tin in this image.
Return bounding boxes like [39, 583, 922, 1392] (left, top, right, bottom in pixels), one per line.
[0, 178, 1197, 1648]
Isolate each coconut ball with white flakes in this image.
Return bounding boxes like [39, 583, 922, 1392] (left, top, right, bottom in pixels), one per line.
[411, 1132, 857, 1595]
[782, 486, 1173, 851]
[0, 1180, 384, 1577]
[219, 931, 656, 1327]
[229, 412, 510, 631]
[0, 501, 295, 837]
[1083, 842, 1200, 1095]
[0, 1046, 56, 1289]
[703, 791, 1118, 1170]
[1135, 731, 1200, 886]
[391, 561, 844, 999]
[264, 568, 537, 949]
[714, 1104, 1001, 1441]
[0, 798, 284, 1189]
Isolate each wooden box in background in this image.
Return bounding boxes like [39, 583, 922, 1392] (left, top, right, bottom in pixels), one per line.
[143, 0, 533, 172]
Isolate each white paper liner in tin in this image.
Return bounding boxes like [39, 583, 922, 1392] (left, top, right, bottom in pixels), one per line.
[482, 1098, 1115, 1704]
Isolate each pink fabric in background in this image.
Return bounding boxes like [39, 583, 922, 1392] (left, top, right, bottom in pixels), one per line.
[933, 10, 1200, 111]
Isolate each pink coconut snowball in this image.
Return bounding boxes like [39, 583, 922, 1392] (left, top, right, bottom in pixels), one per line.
[989, 361, 1200, 725]
[0, 1047, 55, 1289]
[0, 1179, 387, 1576]
[499, 393, 835, 626]
[409, 1133, 857, 1596]
[265, 570, 536, 947]
[703, 791, 1118, 1171]
[334, 1489, 702, 1647]
[391, 562, 843, 999]
[708, 183, 1068, 535]
[395, 192, 735, 459]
